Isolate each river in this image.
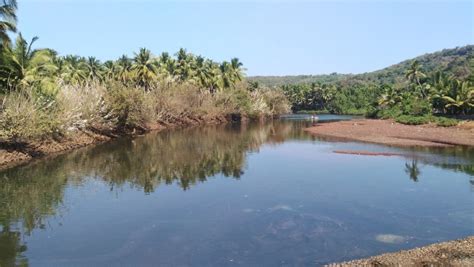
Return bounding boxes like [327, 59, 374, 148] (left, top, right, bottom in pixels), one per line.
[0, 115, 472, 266]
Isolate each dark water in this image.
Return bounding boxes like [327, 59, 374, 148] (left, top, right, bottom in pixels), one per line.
[0, 115, 473, 266]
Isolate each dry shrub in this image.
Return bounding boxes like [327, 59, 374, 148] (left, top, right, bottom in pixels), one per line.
[261, 88, 291, 116]
[147, 83, 225, 123]
[213, 86, 290, 118]
[0, 90, 63, 142]
[104, 82, 151, 130]
[0, 80, 290, 142]
[57, 82, 114, 131]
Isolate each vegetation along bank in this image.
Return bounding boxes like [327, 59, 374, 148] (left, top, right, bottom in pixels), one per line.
[0, 1, 290, 168]
[250, 45, 473, 124]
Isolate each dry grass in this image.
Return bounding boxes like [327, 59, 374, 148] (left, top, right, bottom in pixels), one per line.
[0, 90, 63, 142]
[0, 81, 290, 142]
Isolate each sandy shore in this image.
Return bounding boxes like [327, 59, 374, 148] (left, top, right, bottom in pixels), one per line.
[306, 119, 474, 147]
[329, 236, 474, 266]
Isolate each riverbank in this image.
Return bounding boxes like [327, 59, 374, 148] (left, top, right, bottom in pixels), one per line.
[305, 119, 474, 147]
[329, 236, 474, 266]
[0, 116, 229, 170]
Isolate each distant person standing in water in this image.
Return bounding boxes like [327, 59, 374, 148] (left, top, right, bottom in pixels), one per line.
[311, 114, 319, 126]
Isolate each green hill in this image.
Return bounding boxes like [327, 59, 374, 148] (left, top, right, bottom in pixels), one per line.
[248, 45, 473, 87]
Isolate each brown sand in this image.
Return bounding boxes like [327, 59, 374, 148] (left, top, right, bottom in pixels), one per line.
[329, 236, 474, 266]
[306, 119, 474, 147]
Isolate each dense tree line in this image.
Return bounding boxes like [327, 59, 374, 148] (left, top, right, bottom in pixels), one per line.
[253, 45, 473, 122]
[0, 1, 290, 142]
[0, 34, 245, 95]
[280, 59, 473, 124]
[281, 82, 379, 114]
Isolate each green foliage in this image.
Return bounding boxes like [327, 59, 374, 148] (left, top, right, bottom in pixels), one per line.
[282, 82, 379, 115]
[277, 50, 472, 120]
[434, 117, 459, 127]
[400, 97, 431, 116]
[0, 0, 17, 46]
[395, 115, 431, 125]
[230, 89, 253, 115]
[0, 18, 291, 142]
[377, 106, 403, 119]
[105, 83, 149, 130]
[249, 45, 473, 87]
[0, 34, 58, 94]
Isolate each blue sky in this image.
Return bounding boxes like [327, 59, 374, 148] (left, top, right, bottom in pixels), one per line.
[18, 0, 473, 76]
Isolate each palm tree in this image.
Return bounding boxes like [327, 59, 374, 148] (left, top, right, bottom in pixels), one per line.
[207, 60, 222, 93]
[52, 56, 65, 78]
[103, 60, 116, 80]
[192, 56, 217, 91]
[131, 48, 158, 90]
[85, 56, 103, 82]
[157, 52, 172, 77]
[0, 33, 57, 92]
[441, 81, 474, 114]
[116, 55, 132, 83]
[230, 57, 244, 82]
[405, 60, 429, 99]
[219, 61, 233, 89]
[0, 0, 17, 46]
[175, 48, 194, 82]
[405, 60, 426, 87]
[378, 85, 402, 107]
[430, 71, 452, 113]
[62, 55, 87, 85]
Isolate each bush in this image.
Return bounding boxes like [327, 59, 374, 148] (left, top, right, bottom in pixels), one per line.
[261, 89, 291, 116]
[57, 82, 113, 131]
[148, 83, 220, 123]
[365, 105, 379, 118]
[378, 106, 403, 119]
[435, 117, 459, 127]
[401, 97, 431, 116]
[0, 90, 63, 141]
[105, 83, 149, 130]
[0, 80, 291, 142]
[395, 115, 431, 125]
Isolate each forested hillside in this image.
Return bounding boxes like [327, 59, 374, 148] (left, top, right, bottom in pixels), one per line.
[256, 45, 473, 122]
[249, 45, 473, 87]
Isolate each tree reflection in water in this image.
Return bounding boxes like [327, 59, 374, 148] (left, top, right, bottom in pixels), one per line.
[0, 121, 301, 264]
[405, 160, 421, 182]
[0, 120, 472, 265]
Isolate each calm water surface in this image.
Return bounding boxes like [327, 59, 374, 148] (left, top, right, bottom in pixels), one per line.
[0, 115, 473, 266]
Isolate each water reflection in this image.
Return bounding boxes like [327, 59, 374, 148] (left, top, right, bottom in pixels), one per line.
[0, 117, 472, 265]
[0, 227, 28, 267]
[0, 122, 300, 230]
[405, 160, 421, 182]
